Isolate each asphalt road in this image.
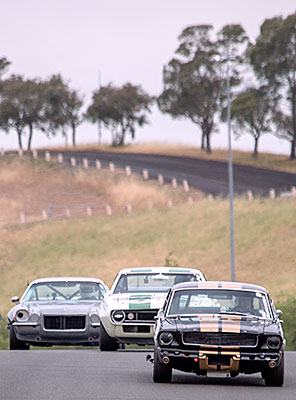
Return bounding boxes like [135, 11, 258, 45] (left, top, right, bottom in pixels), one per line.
[0, 350, 295, 400]
[47, 150, 296, 197]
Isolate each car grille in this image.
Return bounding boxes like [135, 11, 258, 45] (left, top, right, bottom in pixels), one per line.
[123, 310, 158, 322]
[44, 316, 86, 330]
[182, 332, 257, 347]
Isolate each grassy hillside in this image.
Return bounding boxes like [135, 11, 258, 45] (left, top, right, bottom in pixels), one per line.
[1, 196, 295, 316]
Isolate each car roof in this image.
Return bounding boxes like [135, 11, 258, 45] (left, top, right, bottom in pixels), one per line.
[172, 281, 269, 293]
[116, 267, 205, 276]
[28, 277, 106, 285]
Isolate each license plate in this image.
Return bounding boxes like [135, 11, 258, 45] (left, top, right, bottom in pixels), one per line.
[207, 371, 231, 379]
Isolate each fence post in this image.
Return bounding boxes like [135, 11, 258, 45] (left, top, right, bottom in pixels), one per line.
[291, 186, 296, 197]
[125, 203, 132, 214]
[247, 190, 254, 200]
[18, 149, 23, 157]
[125, 166, 132, 177]
[0, 148, 5, 156]
[147, 201, 153, 211]
[183, 179, 189, 192]
[158, 174, 164, 185]
[66, 208, 71, 218]
[96, 160, 101, 169]
[106, 205, 112, 216]
[42, 210, 48, 220]
[57, 153, 63, 163]
[171, 177, 177, 189]
[87, 206, 92, 217]
[45, 151, 51, 161]
[142, 169, 149, 180]
[167, 199, 172, 208]
[70, 157, 76, 167]
[188, 196, 193, 205]
[269, 188, 275, 199]
[208, 194, 214, 202]
[109, 162, 115, 172]
[20, 213, 25, 224]
[32, 150, 38, 159]
[83, 158, 89, 169]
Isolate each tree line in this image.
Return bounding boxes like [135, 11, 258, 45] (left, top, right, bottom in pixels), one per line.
[1, 11, 296, 159]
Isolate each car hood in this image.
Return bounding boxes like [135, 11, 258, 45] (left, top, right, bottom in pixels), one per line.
[9, 301, 102, 318]
[105, 292, 167, 310]
[171, 314, 277, 335]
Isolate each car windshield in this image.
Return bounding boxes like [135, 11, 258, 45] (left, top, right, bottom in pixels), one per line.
[23, 281, 107, 302]
[167, 289, 272, 319]
[113, 273, 201, 294]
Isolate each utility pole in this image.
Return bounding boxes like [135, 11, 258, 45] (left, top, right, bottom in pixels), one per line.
[226, 45, 236, 282]
[98, 70, 102, 146]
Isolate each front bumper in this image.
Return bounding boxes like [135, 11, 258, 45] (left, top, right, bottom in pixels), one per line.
[156, 346, 283, 374]
[9, 321, 101, 345]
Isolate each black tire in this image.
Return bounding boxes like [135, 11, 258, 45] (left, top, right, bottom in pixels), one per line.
[153, 348, 172, 383]
[9, 326, 30, 350]
[99, 323, 119, 351]
[263, 353, 285, 387]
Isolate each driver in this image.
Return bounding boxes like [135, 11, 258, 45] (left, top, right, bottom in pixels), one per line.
[233, 296, 255, 314]
[79, 283, 97, 300]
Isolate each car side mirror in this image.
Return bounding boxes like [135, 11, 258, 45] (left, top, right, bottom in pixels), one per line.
[276, 309, 283, 318]
[155, 309, 164, 320]
[11, 296, 19, 303]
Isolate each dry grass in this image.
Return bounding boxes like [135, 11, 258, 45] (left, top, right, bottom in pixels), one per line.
[0, 155, 199, 227]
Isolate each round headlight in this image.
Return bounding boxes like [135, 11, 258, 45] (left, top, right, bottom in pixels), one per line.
[90, 314, 100, 323]
[111, 310, 125, 323]
[127, 312, 134, 320]
[30, 313, 39, 322]
[159, 332, 174, 346]
[15, 310, 29, 322]
[266, 336, 281, 349]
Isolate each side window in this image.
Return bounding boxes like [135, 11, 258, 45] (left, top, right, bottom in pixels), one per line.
[98, 283, 107, 299]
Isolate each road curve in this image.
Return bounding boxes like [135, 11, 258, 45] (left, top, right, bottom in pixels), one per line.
[47, 150, 296, 197]
[0, 350, 295, 400]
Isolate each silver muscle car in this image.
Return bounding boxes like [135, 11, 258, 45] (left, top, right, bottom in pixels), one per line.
[7, 277, 108, 349]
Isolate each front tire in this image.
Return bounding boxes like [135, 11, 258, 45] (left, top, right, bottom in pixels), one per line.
[153, 348, 172, 383]
[262, 353, 285, 387]
[9, 326, 30, 350]
[99, 324, 119, 351]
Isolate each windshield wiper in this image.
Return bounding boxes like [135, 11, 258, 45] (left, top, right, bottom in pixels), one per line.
[218, 311, 260, 318]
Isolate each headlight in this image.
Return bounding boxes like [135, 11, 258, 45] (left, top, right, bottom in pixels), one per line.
[111, 310, 125, 323]
[30, 313, 40, 322]
[127, 312, 135, 320]
[159, 332, 174, 346]
[15, 309, 29, 322]
[266, 336, 282, 349]
[90, 314, 100, 323]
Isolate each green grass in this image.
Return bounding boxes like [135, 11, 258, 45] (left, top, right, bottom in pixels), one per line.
[1, 197, 295, 318]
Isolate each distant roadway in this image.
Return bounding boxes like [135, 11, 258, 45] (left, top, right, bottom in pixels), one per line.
[0, 350, 295, 400]
[47, 150, 296, 197]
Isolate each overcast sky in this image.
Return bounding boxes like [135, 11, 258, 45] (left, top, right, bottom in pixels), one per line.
[1, 0, 296, 154]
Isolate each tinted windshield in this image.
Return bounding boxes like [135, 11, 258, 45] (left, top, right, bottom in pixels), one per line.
[113, 273, 200, 294]
[168, 289, 272, 319]
[23, 281, 107, 302]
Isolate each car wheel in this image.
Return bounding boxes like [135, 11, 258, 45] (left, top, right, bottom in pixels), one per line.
[99, 324, 119, 351]
[262, 353, 285, 387]
[153, 348, 172, 383]
[9, 326, 30, 350]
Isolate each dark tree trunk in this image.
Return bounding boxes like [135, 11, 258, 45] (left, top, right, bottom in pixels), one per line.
[201, 131, 205, 150]
[290, 89, 296, 160]
[253, 136, 259, 158]
[206, 132, 211, 153]
[17, 129, 23, 150]
[72, 124, 76, 147]
[98, 121, 102, 145]
[27, 124, 33, 151]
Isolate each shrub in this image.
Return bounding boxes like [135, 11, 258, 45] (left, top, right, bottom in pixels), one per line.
[276, 295, 296, 350]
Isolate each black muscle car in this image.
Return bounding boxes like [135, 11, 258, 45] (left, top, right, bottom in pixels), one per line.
[153, 281, 285, 386]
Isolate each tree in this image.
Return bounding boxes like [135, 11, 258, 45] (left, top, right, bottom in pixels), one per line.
[158, 24, 248, 153]
[231, 87, 274, 157]
[42, 75, 84, 147]
[248, 12, 296, 159]
[87, 83, 153, 146]
[0, 57, 11, 80]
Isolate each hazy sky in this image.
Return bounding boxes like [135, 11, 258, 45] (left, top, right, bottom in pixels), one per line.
[1, 0, 296, 154]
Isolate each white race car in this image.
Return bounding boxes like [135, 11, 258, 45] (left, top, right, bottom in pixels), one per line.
[99, 267, 206, 350]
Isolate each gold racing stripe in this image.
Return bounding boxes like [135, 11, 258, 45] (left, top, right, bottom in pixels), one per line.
[199, 319, 219, 332]
[221, 282, 243, 289]
[221, 316, 242, 333]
